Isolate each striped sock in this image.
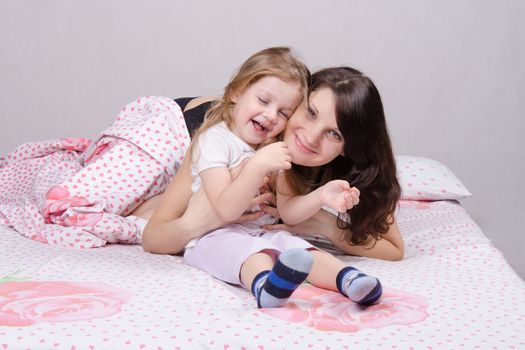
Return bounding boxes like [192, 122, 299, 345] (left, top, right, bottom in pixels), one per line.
[336, 266, 382, 305]
[251, 249, 313, 308]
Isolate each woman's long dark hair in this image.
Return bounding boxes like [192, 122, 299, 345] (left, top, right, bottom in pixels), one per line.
[290, 67, 401, 246]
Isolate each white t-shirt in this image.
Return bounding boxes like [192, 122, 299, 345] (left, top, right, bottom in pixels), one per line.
[190, 121, 276, 227]
[191, 122, 255, 193]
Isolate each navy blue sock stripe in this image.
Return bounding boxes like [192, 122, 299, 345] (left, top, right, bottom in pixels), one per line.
[251, 270, 270, 297]
[263, 280, 296, 299]
[272, 260, 310, 284]
[336, 266, 358, 296]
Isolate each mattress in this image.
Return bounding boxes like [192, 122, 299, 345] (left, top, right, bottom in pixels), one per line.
[1, 199, 523, 349]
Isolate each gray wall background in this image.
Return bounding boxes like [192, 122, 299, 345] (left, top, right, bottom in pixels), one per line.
[1, 0, 523, 279]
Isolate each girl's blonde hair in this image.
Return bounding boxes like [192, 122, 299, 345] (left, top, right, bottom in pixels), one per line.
[189, 47, 310, 159]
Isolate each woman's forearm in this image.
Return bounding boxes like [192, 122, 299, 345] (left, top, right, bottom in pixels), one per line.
[142, 221, 187, 255]
[141, 154, 206, 254]
[142, 189, 271, 254]
[142, 216, 206, 254]
[141, 152, 273, 254]
[328, 232, 404, 261]
[322, 212, 404, 261]
[264, 209, 404, 261]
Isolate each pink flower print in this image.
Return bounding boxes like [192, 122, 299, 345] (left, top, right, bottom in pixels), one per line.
[44, 186, 101, 226]
[0, 281, 132, 327]
[46, 186, 71, 201]
[45, 186, 91, 209]
[261, 285, 428, 333]
[61, 137, 92, 152]
[45, 194, 92, 216]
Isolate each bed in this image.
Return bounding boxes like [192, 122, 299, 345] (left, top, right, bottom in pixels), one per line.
[1, 198, 524, 349]
[1, 97, 524, 349]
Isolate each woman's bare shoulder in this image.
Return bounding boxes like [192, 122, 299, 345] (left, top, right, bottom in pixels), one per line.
[184, 96, 218, 111]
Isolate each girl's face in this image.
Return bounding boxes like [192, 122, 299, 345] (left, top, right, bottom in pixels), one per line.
[283, 87, 345, 167]
[231, 76, 301, 149]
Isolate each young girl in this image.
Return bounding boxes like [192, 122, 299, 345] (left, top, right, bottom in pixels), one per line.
[184, 47, 307, 225]
[182, 53, 384, 308]
[179, 47, 311, 308]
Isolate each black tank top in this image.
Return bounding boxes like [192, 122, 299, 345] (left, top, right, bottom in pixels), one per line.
[173, 97, 213, 138]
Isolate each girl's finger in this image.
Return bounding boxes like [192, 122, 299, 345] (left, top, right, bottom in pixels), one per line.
[352, 193, 360, 205]
[260, 204, 280, 218]
[252, 192, 273, 203]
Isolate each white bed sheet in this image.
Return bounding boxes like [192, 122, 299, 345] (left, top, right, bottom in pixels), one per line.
[0, 200, 524, 349]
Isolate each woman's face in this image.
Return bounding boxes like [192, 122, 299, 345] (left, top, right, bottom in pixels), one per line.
[283, 87, 345, 167]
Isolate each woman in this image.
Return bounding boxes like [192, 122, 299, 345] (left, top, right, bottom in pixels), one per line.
[137, 67, 404, 261]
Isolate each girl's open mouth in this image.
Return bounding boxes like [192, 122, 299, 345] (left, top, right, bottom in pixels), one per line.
[252, 120, 268, 132]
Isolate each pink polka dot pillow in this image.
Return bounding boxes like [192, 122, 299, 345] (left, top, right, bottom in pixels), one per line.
[396, 155, 472, 200]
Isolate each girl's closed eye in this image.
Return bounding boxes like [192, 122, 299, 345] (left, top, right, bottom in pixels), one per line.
[258, 97, 268, 105]
[279, 111, 290, 119]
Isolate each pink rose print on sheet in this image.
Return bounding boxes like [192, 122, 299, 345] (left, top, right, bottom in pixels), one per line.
[0, 281, 132, 327]
[261, 285, 428, 332]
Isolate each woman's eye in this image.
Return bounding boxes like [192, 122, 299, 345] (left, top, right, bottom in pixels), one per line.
[329, 130, 343, 141]
[306, 107, 316, 119]
[258, 97, 268, 104]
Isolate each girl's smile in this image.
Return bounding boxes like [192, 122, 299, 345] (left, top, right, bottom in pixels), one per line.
[231, 76, 301, 149]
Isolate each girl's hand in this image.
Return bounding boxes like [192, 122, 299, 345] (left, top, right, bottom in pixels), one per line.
[319, 180, 360, 213]
[257, 181, 279, 218]
[249, 142, 292, 174]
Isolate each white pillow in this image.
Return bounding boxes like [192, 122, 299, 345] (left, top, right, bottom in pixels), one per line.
[396, 155, 472, 200]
